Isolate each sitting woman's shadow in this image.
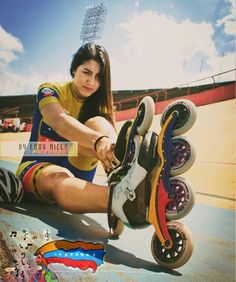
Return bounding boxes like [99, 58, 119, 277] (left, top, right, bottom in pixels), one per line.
[0, 194, 181, 276]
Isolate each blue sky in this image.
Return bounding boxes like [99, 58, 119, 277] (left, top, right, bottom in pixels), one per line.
[0, 0, 235, 95]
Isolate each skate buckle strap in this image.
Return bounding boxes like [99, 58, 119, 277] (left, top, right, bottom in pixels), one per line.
[124, 187, 136, 201]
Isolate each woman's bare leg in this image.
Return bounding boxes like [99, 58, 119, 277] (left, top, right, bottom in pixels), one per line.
[36, 116, 116, 213]
[37, 164, 109, 213]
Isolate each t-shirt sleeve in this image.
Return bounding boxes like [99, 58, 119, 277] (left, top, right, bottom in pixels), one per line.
[37, 84, 60, 111]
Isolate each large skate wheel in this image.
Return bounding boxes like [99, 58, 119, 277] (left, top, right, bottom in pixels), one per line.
[161, 99, 197, 136]
[151, 221, 194, 269]
[166, 176, 195, 220]
[112, 219, 124, 237]
[136, 96, 154, 135]
[110, 214, 124, 237]
[170, 136, 196, 176]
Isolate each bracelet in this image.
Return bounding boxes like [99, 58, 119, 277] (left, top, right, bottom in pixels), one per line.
[94, 135, 109, 152]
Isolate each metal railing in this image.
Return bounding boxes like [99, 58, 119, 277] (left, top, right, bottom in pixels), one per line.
[113, 69, 236, 111]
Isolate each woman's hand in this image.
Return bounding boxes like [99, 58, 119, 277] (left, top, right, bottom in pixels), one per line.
[95, 137, 119, 173]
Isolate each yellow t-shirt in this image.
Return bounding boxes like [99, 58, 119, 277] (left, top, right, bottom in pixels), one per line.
[22, 81, 98, 171]
[38, 81, 84, 120]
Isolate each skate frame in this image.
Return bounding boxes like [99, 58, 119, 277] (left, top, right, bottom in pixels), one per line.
[149, 111, 179, 249]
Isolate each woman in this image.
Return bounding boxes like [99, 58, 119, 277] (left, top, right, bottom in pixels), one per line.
[16, 43, 156, 228]
[16, 43, 118, 213]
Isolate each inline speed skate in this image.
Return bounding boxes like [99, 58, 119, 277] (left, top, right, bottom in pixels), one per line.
[108, 97, 197, 269]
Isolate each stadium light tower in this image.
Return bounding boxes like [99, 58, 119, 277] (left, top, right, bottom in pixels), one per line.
[80, 3, 108, 45]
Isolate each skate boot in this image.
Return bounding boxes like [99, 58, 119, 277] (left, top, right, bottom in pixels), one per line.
[107, 96, 155, 236]
[107, 130, 159, 229]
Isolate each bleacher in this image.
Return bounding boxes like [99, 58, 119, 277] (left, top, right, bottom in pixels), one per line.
[0, 95, 36, 121]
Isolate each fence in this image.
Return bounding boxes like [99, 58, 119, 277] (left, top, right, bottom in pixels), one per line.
[113, 69, 236, 111]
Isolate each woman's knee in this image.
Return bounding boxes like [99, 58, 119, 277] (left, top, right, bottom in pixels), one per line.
[38, 166, 74, 192]
[85, 116, 117, 140]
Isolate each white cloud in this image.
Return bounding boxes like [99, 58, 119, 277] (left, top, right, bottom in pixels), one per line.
[0, 70, 41, 96]
[0, 25, 71, 95]
[217, 14, 236, 36]
[217, 0, 236, 36]
[0, 69, 71, 96]
[110, 10, 235, 90]
[0, 50, 18, 63]
[133, 0, 139, 9]
[0, 26, 27, 95]
[0, 25, 23, 67]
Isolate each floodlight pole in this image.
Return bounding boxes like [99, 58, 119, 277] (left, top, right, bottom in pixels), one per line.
[80, 3, 108, 45]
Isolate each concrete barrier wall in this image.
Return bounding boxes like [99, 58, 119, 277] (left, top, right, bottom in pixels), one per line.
[115, 82, 235, 121]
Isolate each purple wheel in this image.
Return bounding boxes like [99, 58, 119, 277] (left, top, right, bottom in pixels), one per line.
[127, 140, 136, 164]
[170, 136, 196, 176]
[124, 136, 141, 166]
[166, 176, 195, 220]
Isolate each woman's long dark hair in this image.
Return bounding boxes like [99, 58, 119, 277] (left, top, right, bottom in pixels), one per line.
[70, 43, 115, 127]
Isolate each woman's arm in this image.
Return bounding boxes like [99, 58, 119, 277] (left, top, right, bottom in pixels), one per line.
[41, 102, 102, 150]
[41, 102, 118, 171]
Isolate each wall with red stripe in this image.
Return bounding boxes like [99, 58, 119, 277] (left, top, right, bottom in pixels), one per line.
[115, 82, 235, 121]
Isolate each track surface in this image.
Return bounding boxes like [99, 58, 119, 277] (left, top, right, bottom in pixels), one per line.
[0, 99, 235, 281]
